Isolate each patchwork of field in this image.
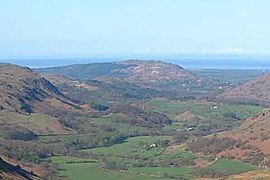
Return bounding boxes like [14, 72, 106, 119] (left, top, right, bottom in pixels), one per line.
[49, 156, 159, 180]
[146, 99, 263, 133]
[43, 99, 263, 180]
[85, 136, 172, 158]
[48, 135, 257, 180]
[147, 99, 262, 120]
[1, 62, 269, 180]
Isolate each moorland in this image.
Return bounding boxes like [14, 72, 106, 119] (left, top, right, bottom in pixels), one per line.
[1, 60, 270, 180]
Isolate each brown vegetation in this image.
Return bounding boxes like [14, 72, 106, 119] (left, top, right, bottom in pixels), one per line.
[0, 64, 85, 114]
[219, 74, 270, 106]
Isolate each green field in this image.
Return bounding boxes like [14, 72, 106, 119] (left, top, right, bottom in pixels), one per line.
[49, 155, 194, 180]
[147, 99, 263, 133]
[49, 136, 257, 180]
[147, 99, 263, 120]
[49, 136, 198, 179]
[49, 156, 174, 180]
[129, 167, 193, 178]
[50, 151, 256, 180]
[90, 113, 150, 134]
[210, 159, 256, 175]
[84, 136, 172, 158]
[42, 101, 262, 180]
[158, 150, 197, 160]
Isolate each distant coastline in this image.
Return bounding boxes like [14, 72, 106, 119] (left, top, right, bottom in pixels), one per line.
[1, 57, 270, 70]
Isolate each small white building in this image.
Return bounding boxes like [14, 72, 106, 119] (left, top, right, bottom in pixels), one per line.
[186, 127, 194, 132]
[149, 144, 158, 148]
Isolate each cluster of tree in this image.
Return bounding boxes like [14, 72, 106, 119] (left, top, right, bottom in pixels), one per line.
[243, 152, 265, 165]
[162, 157, 195, 167]
[181, 117, 243, 137]
[192, 167, 229, 178]
[173, 131, 188, 144]
[40, 162, 69, 180]
[261, 160, 270, 168]
[57, 113, 79, 129]
[260, 132, 270, 141]
[0, 126, 38, 141]
[111, 103, 172, 127]
[102, 159, 128, 170]
[67, 133, 127, 150]
[187, 137, 238, 155]
[223, 112, 242, 120]
[162, 173, 189, 180]
[0, 140, 77, 164]
[2, 142, 48, 164]
[89, 101, 109, 111]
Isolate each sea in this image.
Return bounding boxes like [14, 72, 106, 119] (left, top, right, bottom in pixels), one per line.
[1, 56, 270, 70]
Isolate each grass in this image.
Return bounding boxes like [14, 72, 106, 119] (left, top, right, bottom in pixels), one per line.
[77, 113, 150, 135]
[48, 143, 256, 180]
[0, 111, 73, 135]
[49, 156, 171, 180]
[147, 99, 263, 121]
[129, 167, 193, 178]
[84, 136, 172, 158]
[147, 99, 263, 135]
[210, 159, 256, 175]
[49, 156, 97, 164]
[49, 156, 194, 180]
[158, 150, 197, 160]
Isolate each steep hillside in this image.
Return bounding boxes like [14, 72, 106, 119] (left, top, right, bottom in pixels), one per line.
[37, 60, 199, 102]
[0, 63, 82, 114]
[188, 110, 270, 166]
[218, 74, 270, 106]
[0, 111, 74, 137]
[36, 60, 195, 83]
[217, 109, 270, 159]
[0, 157, 40, 180]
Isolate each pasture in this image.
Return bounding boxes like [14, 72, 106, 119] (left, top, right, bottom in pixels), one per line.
[147, 99, 263, 120]
[84, 136, 172, 158]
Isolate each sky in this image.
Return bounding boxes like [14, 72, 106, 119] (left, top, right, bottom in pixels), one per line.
[1, 0, 270, 59]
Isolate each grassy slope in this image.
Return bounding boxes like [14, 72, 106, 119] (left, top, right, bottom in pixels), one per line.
[0, 111, 73, 136]
[35, 63, 128, 80]
[211, 159, 255, 175]
[147, 99, 262, 120]
[85, 136, 172, 158]
[128, 167, 192, 177]
[49, 156, 163, 180]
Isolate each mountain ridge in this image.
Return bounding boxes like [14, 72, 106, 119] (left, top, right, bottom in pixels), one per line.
[0, 63, 83, 114]
[218, 73, 270, 106]
[36, 60, 195, 83]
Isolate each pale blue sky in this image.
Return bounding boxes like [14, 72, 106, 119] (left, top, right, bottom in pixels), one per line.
[1, 0, 270, 58]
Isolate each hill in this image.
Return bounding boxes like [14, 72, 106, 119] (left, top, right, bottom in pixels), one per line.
[218, 73, 270, 106]
[114, 60, 194, 83]
[187, 110, 270, 166]
[0, 63, 83, 114]
[1, 62, 266, 179]
[37, 60, 200, 102]
[217, 109, 270, 161]
[0, 157, 40, 180]
[36, 60, 195, 83]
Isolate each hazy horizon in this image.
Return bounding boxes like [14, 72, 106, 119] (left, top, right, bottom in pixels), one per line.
[1, 0, 270, 69]
[1, 56, 270, 70]
[1, 0, 270, 59]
